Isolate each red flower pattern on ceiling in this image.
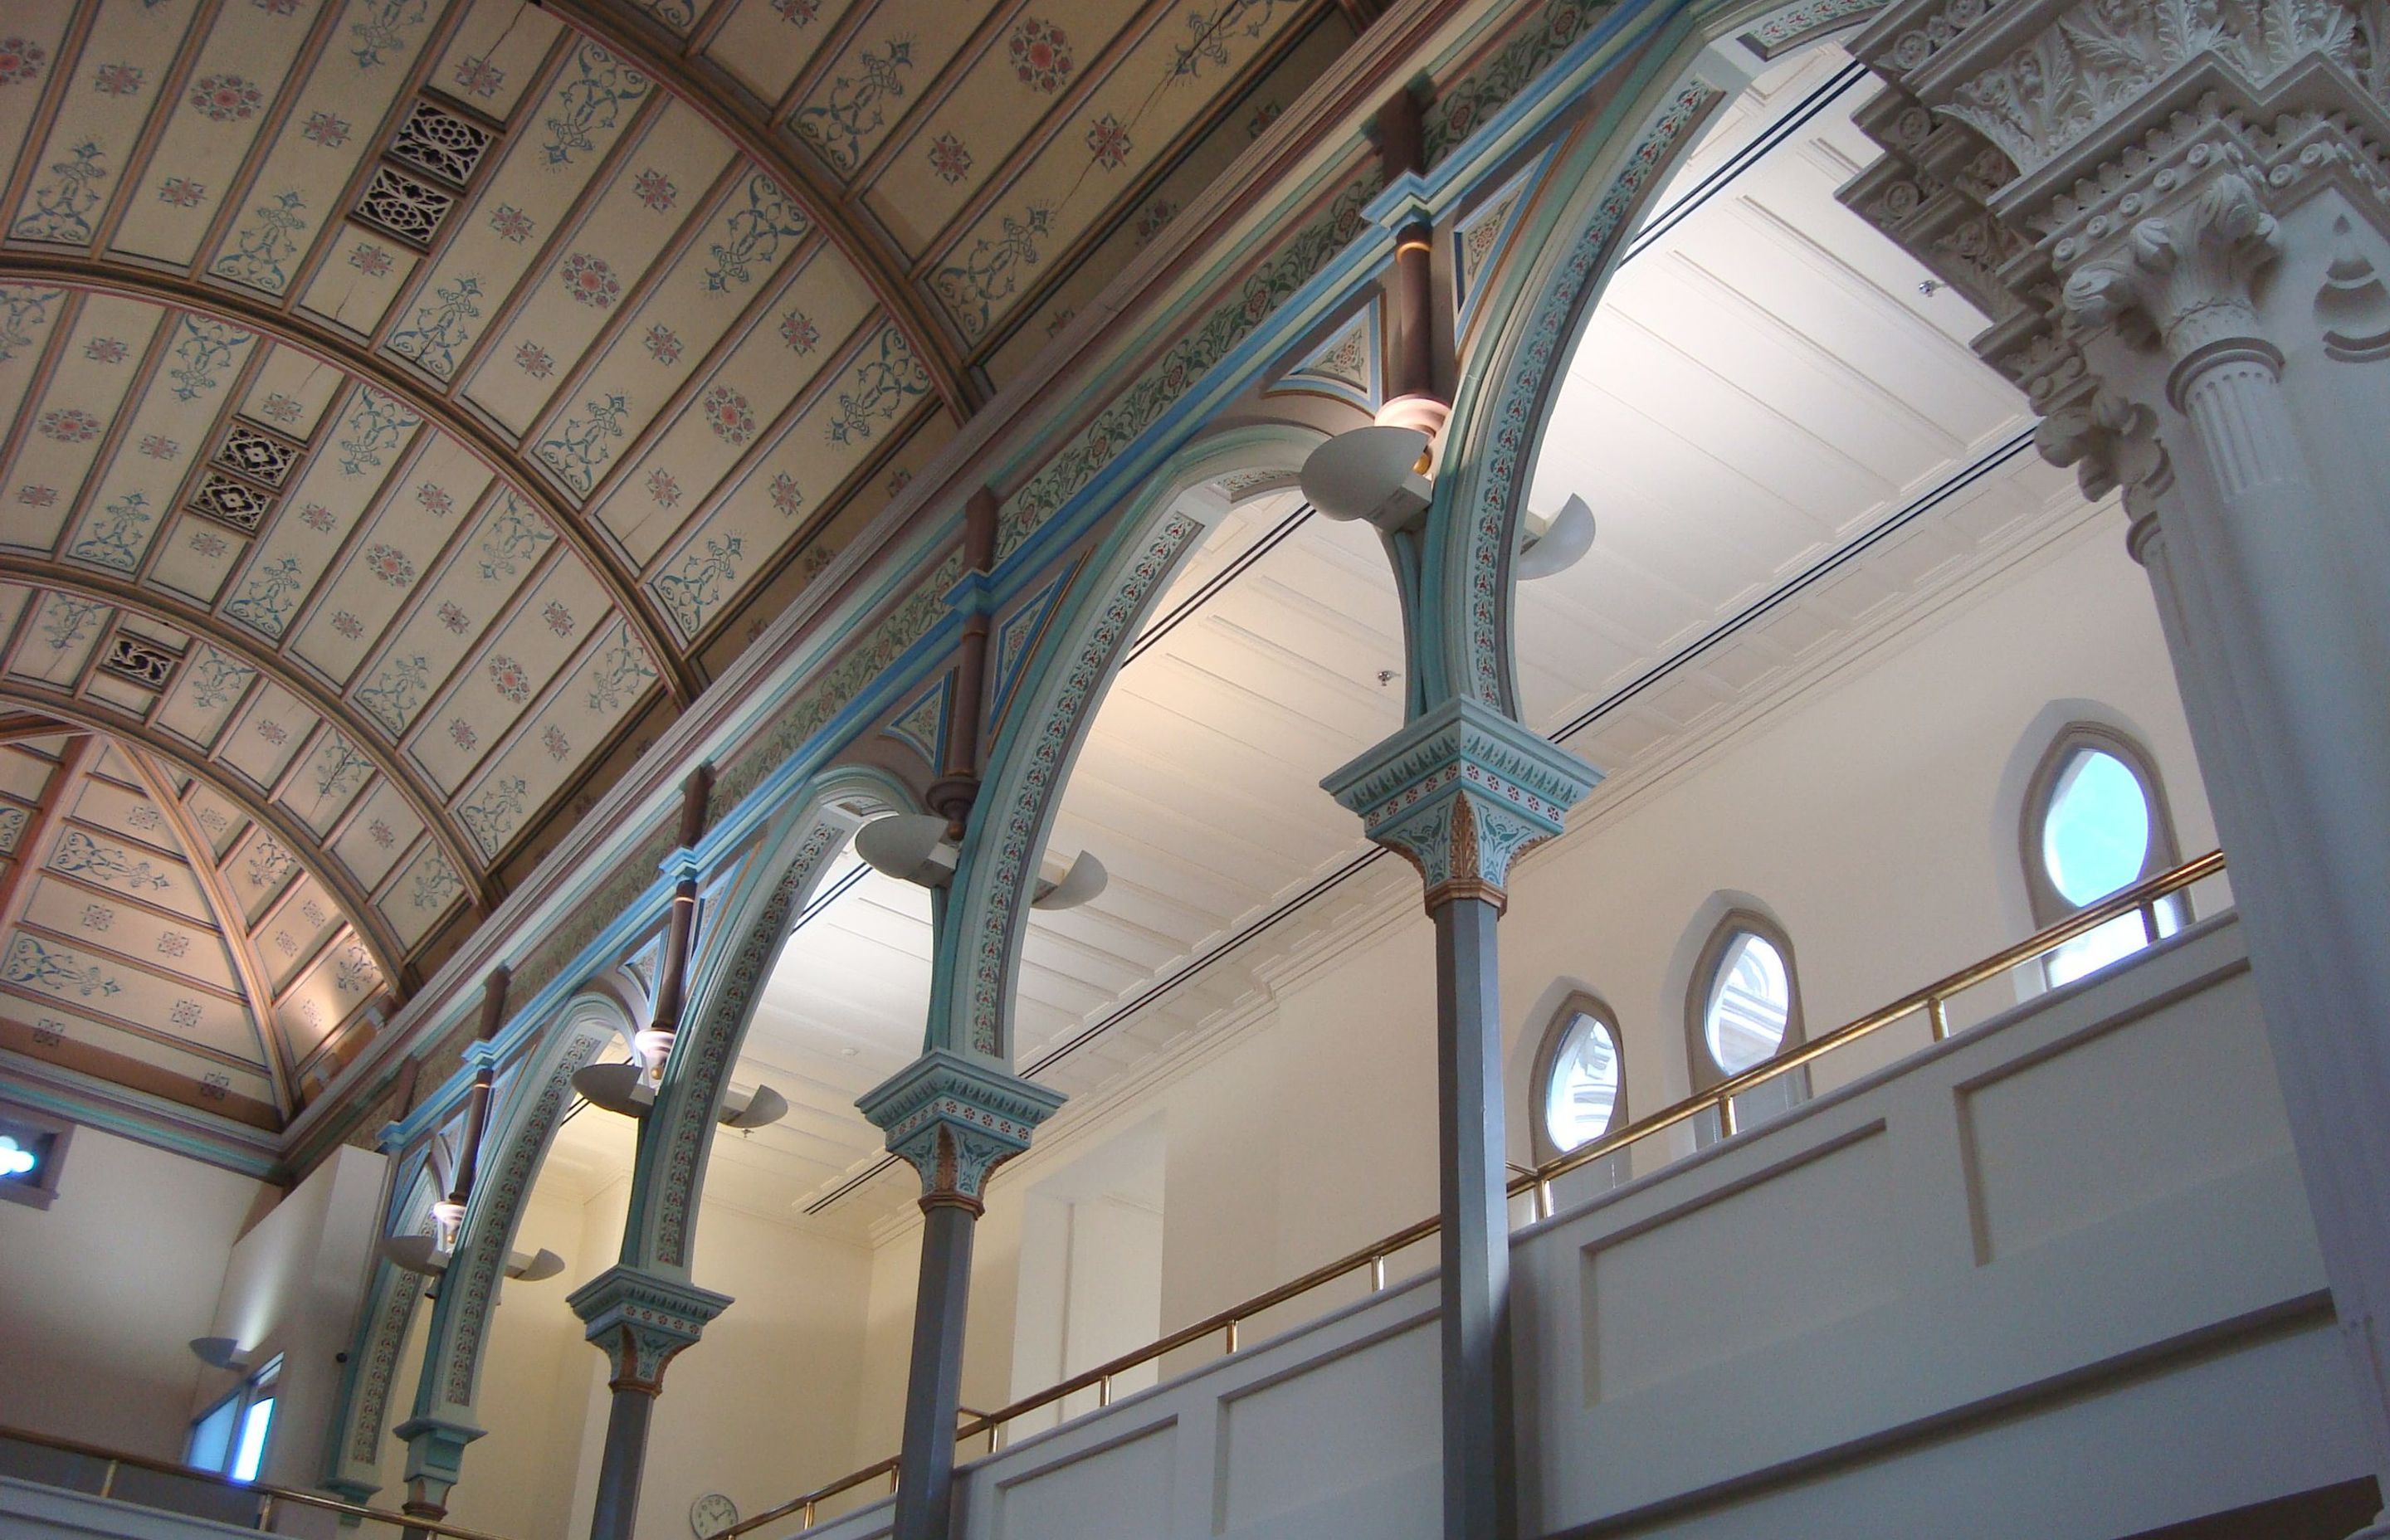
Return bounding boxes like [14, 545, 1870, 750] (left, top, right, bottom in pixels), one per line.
[1009, 17, 1072, 92]
[928, 133, 971, 184]
[189, 74, 262, 121]
[634, 168, 676, 212]
[0, 39, 46, 86]
[1086, 114, 1129, 170]
[779, 310, 817, 353]
[94, 63, 142, 97]
[37, 408, 98, 442]
[515, 341, 554, 378]
[646, 469, 680, 508]
[700, 385, 754, 445]
[349, 243, 393, 277]
[487, 654, 531, 704]
[768, 472, 802, 516]
[84, 337, 127, 363]
[364, 543, 415, 587]
[559, 251, 620, 308]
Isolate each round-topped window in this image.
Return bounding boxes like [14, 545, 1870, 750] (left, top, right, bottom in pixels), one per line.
[1543, 1010, 1623, 1153]
[1703, 930, 1792, 1075]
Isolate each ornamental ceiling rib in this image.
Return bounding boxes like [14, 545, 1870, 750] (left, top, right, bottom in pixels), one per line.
[0, 714, 398, 1127]
[0, 558, 493, 924]
[0, 257, 699, 711]
[536, 0, 978, 417]
[0, 674, 416, 978]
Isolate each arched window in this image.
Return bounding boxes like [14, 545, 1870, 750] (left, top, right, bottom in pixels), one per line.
[1685, 911, 1807, 1138]
[2023, 725, 2183, 987]
[1530, 994, 1629, 1194]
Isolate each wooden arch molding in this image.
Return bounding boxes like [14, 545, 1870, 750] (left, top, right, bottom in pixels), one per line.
[0, 255, 703, 710]
[534, 0, 979, 420]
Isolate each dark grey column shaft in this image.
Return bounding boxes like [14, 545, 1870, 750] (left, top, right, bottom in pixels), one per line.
[1433, 890, 1514, 1540]
[892, 1199, 978, 1540]
[587, 1386, 655, 1540]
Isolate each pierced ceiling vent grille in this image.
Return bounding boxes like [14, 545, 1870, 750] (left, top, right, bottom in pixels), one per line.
[354, 99, 497, 250]
[187, 470, 274, 534]
[213, 423, 300, 489]
[100, 631, 183, 690]
[388, 100, 493, 186]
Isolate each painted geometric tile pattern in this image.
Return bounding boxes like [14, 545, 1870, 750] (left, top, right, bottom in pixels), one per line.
[0, 729, 385, 1131]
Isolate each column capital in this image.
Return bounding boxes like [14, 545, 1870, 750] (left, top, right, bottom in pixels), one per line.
[857, 1050, 1066, 1214]
[393, 1412, 483, 1514]
[567, 1265, 732, 1394]
[1836, 0, 2390, 530]
[1323, 694, 1600, 910]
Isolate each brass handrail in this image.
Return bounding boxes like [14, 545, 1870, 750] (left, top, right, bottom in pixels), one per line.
[736, 850, 2224, 1537]
[0, 1422, 517, 1539]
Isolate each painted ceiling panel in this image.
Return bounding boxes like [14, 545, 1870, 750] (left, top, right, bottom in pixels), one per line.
[428, 0, 565, 121]
[595, 240, 877, 565]
[200, 0, 452, 299]
[465, 96, 726, 440]
[700, 0, 854, 104]
[0, 0, 1361, 1138]
[105, 0, 326, 268]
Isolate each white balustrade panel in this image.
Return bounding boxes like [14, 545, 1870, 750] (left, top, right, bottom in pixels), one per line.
[799, 914, 2370, 1540]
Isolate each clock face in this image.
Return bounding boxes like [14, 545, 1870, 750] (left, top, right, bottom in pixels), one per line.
[690, 1492, 739, 1538]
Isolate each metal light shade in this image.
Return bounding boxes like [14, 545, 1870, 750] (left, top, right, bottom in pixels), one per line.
[721, 1083, 788, 1129]
[1300, 426, 1432, 532]
[854, 812, 960, 889]
[573, 1060, 652, 1118]
[1032, 849, 1109, 910]
[189, 1336, 250, 1372]
[508, 1247, 566, 1283]
[1516, 494, 1595, 581]
[379, 1233, 446, 1277]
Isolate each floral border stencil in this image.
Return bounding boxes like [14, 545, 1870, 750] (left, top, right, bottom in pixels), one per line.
[967, 512, 1201, 1056]
[710, 549, 965, 818]
[997, 174, 1376, 558]
[1423, 0, 1613, 164]
[647, 813, 845, 1268]
[1739, 0, 1884, 58]
[1462, 82, 1716, 706]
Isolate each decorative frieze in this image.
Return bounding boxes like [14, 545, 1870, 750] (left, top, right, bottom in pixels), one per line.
[1322, 694, 1599, 909]
[568, 1265, 731, 1393]
[856, 1049, 1065, 1211]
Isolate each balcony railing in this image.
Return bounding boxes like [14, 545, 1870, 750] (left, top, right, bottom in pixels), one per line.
[733, 850, 2227, 1536]
[0, 1422, 515, 1538]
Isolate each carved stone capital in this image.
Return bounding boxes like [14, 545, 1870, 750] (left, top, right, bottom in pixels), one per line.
[856, 1049, 1066, 1212]
[1322, 695, 1600, 910]
[2064, 169, 2284, 375]
[567, 1265, 732, 1394]
[1841, 0, 2390, 500]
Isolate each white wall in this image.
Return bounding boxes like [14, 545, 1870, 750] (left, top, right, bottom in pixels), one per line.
[793, 916, 2367, 1540]
[198, 1145, 387, 1496]
[876, 509, 2214, 1408]
[0, 1125, 266, 1460]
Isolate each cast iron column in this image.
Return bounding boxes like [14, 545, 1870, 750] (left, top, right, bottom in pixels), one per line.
[1327, 696, 1597, 1540]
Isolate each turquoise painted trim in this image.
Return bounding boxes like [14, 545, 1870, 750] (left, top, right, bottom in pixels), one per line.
[0, 1070, 280, 1177]
[1451, 146, 1558, 340]
[351, 0, 1725, 1158]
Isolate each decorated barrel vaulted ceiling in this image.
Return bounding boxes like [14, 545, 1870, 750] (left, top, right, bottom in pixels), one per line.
[0, 0, 1364, 1141]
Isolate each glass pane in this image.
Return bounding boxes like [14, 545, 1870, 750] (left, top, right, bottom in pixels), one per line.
[0, 1133, 36, 1182]
[230, 1397, 272, 1484]
[2046, 894, 2185, 987]
[1705, 932, 1790, 1075]
[187, 1396, 239, 1475]
[2043, 749, 2151, 906]
[1544, 1012, 1622, 1152]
